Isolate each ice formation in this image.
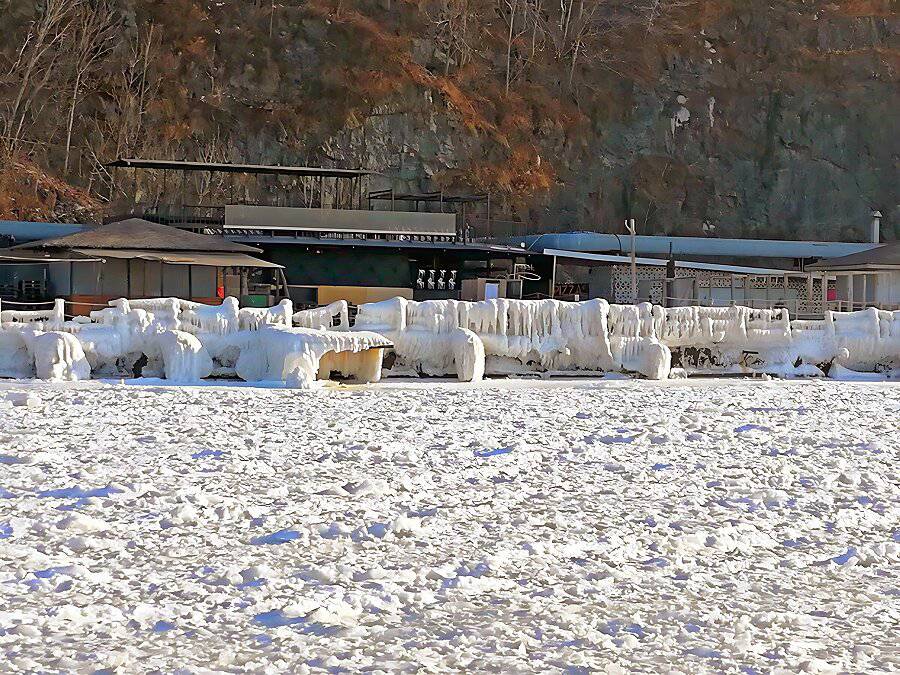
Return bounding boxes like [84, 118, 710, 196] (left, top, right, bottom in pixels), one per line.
[29, 331, 91, 382]
[292, 301, 350, 331]
[1, 296, 898, 384]
[2, 378, 897, 672]
[0, 297, 389, 385]
[354, 298, 900, 381]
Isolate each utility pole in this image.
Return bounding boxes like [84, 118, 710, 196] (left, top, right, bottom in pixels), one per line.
[665, 242, 676, 308]
[625, 218, 637, 303]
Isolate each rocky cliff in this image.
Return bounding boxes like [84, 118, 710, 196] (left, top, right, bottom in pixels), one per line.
[0, 0, 896, 240]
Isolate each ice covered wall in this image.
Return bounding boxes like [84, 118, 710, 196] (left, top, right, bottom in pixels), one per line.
[354, 298, 900, 380]
[0, 297, 390, 386]
[1, 297, 897, 383]
[355, 298, 665, 380]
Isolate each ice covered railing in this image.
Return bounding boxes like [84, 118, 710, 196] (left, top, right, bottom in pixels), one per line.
[353, 298, 668, 381]
[0, 296, 390, 386]
[353, 297, 900, 381]
[3, 296, 898, 383]
[293, 301, 349, 331]
[0, 298, 66, 329]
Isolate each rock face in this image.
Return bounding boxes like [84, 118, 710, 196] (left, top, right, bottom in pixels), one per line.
[1, 0, 895, 241]
[319, 3, 899, 242]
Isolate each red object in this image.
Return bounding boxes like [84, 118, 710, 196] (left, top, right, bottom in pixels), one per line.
[827, 288, 837, 301]
[216, 285, 225, 299]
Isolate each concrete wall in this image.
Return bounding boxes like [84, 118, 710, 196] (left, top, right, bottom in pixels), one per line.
[225, 205, 456, 237]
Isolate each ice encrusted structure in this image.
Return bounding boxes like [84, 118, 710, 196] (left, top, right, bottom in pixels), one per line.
[2, 296, 898, 383]
[354, 298, 900, 381]
[0, 297, 388, 385]
[354, 298, 668, 381]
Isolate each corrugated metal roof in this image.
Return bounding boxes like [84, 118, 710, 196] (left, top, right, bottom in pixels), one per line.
[15, 218, 262, 254]
[806, 242, 900, 270]
[519, 232, 881, 259]
[0, 220, 86, 245]
[0, 249, 100, 263]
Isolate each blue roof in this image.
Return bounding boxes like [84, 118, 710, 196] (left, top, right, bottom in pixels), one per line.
[513, 232, 881, 259]
[0, 220, 87, 245]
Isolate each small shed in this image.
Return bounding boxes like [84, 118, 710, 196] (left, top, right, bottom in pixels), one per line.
[807, 242, 900, 311]
[9, 218, 284, 313]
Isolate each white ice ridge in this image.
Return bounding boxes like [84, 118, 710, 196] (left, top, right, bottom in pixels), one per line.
[353, 298, 900, 381]
[0, 297, 389, 386]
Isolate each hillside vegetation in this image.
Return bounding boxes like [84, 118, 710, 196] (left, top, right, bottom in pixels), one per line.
[0, 0, 896, 239]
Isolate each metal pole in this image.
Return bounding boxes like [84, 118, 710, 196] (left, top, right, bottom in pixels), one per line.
[626, 218, 637, 303]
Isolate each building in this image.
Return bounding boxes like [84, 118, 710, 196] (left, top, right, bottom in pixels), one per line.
[545, 249, 828, 316]
[107, 159, 551, 304]
[489, 227, 889, 316]
[5, 218, 282, 312]
[492, 231, 881, 270]
[807, 242, 900, 311]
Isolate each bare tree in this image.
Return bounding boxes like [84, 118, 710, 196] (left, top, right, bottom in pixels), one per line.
[63, 0, 119, 174]
[496, 0, 544, 94]
[87, 24, 160, 202]
[425, 0, 478, 76]
[1, 0, 78, 155]
[111, 24, 159, 160]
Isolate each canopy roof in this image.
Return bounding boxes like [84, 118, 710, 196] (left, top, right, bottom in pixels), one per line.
[544, 249, 795, 275]
[15, 218, 262, 254]
[807, 242, 900, 271]
[0, 249, 101, 264]
[107, 158, 374, 178]
[71, 248, 282, 268]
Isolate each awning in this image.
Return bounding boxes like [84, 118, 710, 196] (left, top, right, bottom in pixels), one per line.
[543, 248, 802, 276]
[0, 249, 102, 264]
[71, 248, 283, 268]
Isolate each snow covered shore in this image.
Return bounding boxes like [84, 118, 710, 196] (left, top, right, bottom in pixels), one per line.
[0, 378, 897, 672]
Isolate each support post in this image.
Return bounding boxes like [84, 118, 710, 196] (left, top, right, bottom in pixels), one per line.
[847, 273, 854, 311]
[550, 255, 557, 299]
[806, 273, 814, 314]
[626, 218, 637, 303]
